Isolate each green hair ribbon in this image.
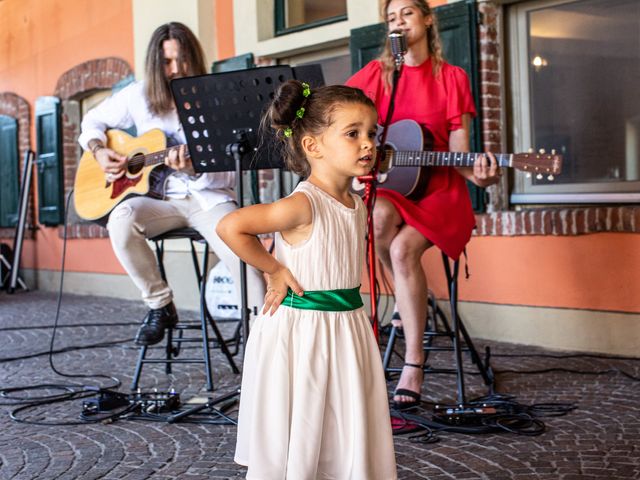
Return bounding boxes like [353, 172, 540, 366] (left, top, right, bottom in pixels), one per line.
[281, 82, 311, 138]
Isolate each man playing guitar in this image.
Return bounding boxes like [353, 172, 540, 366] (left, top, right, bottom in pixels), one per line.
[78, 22, 265, 346]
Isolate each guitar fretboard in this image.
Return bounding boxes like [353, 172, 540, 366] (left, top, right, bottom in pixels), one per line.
[389, 151, 512, 168]
[128, 145, 187, 169]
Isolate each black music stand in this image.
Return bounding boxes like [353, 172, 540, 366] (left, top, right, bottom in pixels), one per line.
[2, 150, 32, 293]
[168, 65, 324, 422]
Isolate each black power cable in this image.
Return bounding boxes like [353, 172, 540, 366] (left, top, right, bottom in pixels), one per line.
[392, 393, 576, 443]
[1, 190, 123, 425]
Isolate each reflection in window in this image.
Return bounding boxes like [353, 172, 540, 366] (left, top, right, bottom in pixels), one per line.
[278, 0, 347, 32]
[526, 0, 640, 187]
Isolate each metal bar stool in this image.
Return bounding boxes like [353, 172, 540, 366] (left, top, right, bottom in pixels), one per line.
[131, 227, 240, 391]
[381, 252, 495, 404]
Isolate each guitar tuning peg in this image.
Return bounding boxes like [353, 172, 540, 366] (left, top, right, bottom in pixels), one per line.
[538, 148, 546, 154]
[551, 149, 556, 155]
[536, 173, 543, 180]
[526, 172, 532, 178]
[547, 174, 555, 181]
[528, 148, 534, 154]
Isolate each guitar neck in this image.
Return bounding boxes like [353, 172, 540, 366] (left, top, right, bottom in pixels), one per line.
[390, 151, 512, 168]
[129, 145, 186, 168]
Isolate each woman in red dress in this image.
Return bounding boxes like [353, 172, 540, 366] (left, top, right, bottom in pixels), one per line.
[347, 0, 501, 409]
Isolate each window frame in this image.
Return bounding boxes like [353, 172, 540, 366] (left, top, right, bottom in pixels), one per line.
[508, 0, 640, 205]
[274, 0, 348, 36]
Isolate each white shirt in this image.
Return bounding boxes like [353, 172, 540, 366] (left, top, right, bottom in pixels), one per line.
[78, 80, 235, 210]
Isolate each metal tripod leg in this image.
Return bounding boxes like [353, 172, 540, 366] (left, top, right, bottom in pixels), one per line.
[0, 254, 28, 291]
[441, 253, 495, 399]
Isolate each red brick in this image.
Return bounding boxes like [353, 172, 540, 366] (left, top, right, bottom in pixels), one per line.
[574, 209, 585, 234]
[621, 207, 633, 231]
[514, 212, 524, 235]
[481, 59, 499, 72]
[609, 207, 620, 231]
[539, 210, 551, 235]
[481, 71, 500, 83]
[481, 43, 499, 56]
[484, 214, 494, 235]
[481, 84, 500, 97]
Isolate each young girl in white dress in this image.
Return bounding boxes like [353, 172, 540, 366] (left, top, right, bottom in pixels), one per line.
[217, 80, 397, 480]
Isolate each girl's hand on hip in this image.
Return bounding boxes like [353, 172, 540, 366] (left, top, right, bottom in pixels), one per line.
[263, 266, 304, 316]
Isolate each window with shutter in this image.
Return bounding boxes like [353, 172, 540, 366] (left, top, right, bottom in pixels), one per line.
[0, 115, 19, 227]
[35, 96, 64, 226]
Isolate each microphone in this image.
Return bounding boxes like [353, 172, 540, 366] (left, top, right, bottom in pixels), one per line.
[389, 29, 407, 70]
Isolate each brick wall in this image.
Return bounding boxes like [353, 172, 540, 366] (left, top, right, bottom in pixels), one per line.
[477, 0, 509, 213]
[475, 206, 640, 236]
[54, 58, 133, 101]
[0, 92, 34, 240]
[54, 57, 133, 239]
[478, 1, 502, 153]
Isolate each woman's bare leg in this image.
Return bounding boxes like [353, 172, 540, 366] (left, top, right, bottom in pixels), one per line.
[389, 225, 432, 403]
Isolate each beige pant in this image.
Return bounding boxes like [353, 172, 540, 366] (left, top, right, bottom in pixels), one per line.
[107, 195, 265, 314]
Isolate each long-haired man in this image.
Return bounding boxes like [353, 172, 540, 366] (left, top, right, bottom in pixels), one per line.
[79, 22, 265, 345]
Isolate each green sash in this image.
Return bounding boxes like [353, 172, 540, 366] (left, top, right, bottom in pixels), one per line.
[284, 286, 363, 312]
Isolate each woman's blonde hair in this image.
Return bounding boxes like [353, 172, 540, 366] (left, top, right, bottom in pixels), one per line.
[380, 0, 444, 90]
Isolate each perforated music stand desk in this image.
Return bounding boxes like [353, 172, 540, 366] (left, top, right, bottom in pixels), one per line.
[172, 65, 323, 173]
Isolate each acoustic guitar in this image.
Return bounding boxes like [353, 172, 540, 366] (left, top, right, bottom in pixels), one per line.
[74, 129, 186, 222]
[352, 119, 563, 199]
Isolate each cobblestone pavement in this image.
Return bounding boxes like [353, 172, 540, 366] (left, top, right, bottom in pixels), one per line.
[1, 291, 639, 480]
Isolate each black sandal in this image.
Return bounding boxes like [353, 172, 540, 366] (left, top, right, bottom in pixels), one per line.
[391, 362, 423, 411]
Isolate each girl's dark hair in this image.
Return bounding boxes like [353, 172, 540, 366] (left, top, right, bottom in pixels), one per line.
[144, 22, 207, 116]
[263, 80, 375, 177]
[380, 0, 444, 90]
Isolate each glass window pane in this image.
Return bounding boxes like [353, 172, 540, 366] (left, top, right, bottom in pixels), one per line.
[527, 0, 640, 186]
[284, 0, 347, 29]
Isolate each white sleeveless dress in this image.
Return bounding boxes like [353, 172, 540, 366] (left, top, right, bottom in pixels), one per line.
[234, 181, 397, 480]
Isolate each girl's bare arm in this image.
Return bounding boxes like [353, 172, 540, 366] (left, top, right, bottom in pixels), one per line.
[216, 192, 312, 314]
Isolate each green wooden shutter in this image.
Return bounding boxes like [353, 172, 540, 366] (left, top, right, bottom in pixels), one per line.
[35, 96, 64, 226]
[0, 115, 19, 227]
[349, 23, 386, 74]
[349, 1, 486, 212]
[436, 0, 485, 212]
[211, 53, 255, 73]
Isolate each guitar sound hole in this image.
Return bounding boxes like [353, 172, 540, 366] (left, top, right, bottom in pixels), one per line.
[128, 154, 145, 175]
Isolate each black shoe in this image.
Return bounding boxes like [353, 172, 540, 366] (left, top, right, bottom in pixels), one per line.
[135, 302, 179, 346]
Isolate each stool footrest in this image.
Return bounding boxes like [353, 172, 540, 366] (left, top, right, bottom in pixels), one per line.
[139, 358, 206, 364]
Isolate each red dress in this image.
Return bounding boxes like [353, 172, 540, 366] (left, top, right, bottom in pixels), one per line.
[346, 59, 477, 259]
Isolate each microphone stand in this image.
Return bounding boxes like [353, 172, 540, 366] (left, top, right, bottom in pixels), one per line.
[361, 58, 403, 339]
